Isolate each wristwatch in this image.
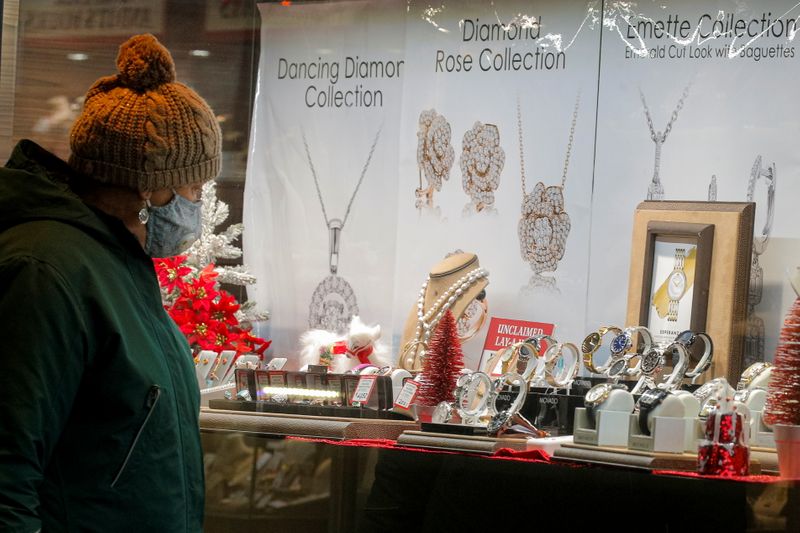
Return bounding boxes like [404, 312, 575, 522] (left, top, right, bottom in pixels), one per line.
[581, 326, 622, 374]
[456, 371, 493, 419]
[584, 382, 627, 426]
[609, 326, 654, 357]
[737, 362, 772, 391]
[517, 337, 548, 381]
[487, 410, 548, 438]
[639, 348, 665, 377]
[666, 248, 688, 321]
[733, 387, 758, 404]
[432, 401, 455, 424]
[605, 353, 635, 379]
[693, 377, 735, 419]
[659, 342, 691, 391]
[674, 330, 714, 379]
[692, 377, 732, 404]
[637, 388, 672, 436]
[544, 342, 580, 388]
[488, 372, 527, 416]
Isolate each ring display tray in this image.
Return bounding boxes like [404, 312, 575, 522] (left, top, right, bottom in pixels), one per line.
[200, 407, 418, 441]
[554, 442, 762, 474]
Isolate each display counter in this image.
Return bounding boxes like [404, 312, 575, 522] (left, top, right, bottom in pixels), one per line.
[200, 409, 799, 533]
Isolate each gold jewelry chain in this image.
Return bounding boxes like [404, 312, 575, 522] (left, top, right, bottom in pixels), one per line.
[517, 94, 580, 196]
[639, 84, 691, 143]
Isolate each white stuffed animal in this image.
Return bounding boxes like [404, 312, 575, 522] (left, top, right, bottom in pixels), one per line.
[299, 316, 391, 373]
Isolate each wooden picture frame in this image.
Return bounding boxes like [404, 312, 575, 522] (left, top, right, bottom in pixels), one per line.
[626, 201, 755, 384]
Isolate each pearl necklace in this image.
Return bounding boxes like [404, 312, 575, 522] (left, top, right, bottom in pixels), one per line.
[413, 267, 489, 351]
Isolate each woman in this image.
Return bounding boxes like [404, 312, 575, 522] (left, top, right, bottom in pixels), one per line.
[0, 34, 221, 532]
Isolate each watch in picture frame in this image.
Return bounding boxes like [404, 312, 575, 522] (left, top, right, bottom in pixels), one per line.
[642, 221, 714, 347]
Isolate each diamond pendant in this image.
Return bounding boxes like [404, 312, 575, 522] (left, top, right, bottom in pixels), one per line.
[518, 181, 571, 274]
[308, 274, 359, 333]
[647, 180, 664, 201]
[308, 218, 359, 333]
[647, 134, 665, 200]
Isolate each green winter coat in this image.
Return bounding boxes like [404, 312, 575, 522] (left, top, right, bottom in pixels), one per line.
[0, 140, 204, 532]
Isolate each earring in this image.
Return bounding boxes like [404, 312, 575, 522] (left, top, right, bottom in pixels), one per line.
[416, 109, 454, 208]
[138, 200, 151, 225]
[460, 121, 504, 211]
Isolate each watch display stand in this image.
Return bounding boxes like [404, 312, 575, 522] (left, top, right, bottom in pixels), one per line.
[628, 414, 701, 454]
[522, 390, 584, 436]
[573, 408, 629, 447]
[736, 388, 774, 448]
[750, 410, 776, 449]
[390, 369, 412, 401]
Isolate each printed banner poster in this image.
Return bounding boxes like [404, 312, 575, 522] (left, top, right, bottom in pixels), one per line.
[588, 0, 800, 367]
[244, 1, 406, 357]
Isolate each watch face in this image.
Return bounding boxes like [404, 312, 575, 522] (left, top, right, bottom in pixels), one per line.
[607, 357, 627, 377]
[581, 332, 600, 354]
[458, 373, 491, 415]
[675, 330, 695, 346]
[518, 342, 534, 360]
[585, 383, 610, 405]
[487, 410, 511, 435]
[432, 401, 452, 423]
[667, 270, 688, 300]
[638, 388, 668, 409]
[641, 350, 662, 375]
[610, 333, 630, 356]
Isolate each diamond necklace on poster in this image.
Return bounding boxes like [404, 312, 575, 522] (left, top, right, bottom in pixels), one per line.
[639, 84, 690, 201]
[516, 94, 579, 274]
[302, 127, 381, 332]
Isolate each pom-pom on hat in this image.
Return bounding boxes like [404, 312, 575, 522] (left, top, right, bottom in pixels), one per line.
[69, 34, 221, 191]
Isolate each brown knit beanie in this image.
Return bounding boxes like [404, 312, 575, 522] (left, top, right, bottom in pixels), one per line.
[69, 34, 221, 190]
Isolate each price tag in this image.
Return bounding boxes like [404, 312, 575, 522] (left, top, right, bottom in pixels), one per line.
[351, 375, 378, 405]
[394, 380, 420, 409]
[268, 371, 286, 386]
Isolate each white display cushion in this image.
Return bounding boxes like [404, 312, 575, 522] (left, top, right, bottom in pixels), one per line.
[597, 388, 635, 415]
[646, 393, 684, 434]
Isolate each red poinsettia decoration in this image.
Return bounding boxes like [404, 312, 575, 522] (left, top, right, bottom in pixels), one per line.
[153, 256, 271, 359]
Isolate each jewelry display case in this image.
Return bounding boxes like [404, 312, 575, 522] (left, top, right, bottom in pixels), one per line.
[200, 412, 800, 532]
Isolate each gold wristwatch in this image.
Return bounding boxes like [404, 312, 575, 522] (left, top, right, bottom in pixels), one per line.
[666, 248, 688, 321]
[737, 362, 772, 391]
[581, 326, 622, 374]
[652, 247, 697, 320]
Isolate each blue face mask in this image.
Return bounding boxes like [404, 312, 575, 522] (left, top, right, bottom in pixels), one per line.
[143, 190, 202, 258]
